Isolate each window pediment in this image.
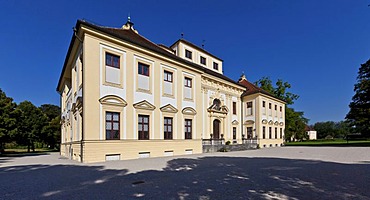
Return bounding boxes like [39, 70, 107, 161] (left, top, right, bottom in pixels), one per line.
[160, 104, 178, 113]
[133, 100, 156, 111]
[99, 95, 127, 107]
[232, 120, 239, 125]
[268, 120, 274, 125]
[262, 119, 268, 124]
[182, 107, 197, 115]
[244, 120, 254, 125]
[274, 121, 279, 126]
[279, 122, 284, 126]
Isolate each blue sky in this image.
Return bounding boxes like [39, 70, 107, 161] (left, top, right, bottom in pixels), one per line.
[1, 0, 369, 124]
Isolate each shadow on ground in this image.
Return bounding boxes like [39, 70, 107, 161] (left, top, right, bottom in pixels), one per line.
[0, 156, 369, 199]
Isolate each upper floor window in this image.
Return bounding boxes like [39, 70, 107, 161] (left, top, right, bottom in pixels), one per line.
[164, 117, 173, 140]
[275, 127, 278, 139]
[138, 62, 150, 76]
[263, 126, 266, 139]
[280, 106, 282, 112]
[262, 101, 266, 107]
[138, 115, 149, 140]
[184, 77, 192, 88]
[106, 112, 120, 140]
[185, 49, 192, 59]
[275, 105, 277, 110]
[200, 56, 206, 65]
[269, 127, 272, 139]
[269, 103, 272, 109]
[233, 102, 237, 115]
[185, 119, 192, 139]
[247, 102, 253, 115]
[164, 71, 173, 82]
[213, 62, 219, 70]
[106, 53, 120, 68]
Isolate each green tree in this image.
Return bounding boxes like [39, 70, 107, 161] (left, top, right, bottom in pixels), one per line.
[40, 104, 60, 121]
[346, 59, 370, 137]
[255, 77, 308, 142]
[41, 116, 61, 149]
[313, 121, 336, 139]
[0, 88, 18, 152]
[16, 101, 48, 152]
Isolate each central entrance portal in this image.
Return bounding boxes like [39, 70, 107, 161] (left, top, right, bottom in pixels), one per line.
[213, 119, 221, 139]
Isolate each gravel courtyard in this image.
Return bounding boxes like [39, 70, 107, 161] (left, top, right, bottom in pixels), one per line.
[1, 147, 369, 200]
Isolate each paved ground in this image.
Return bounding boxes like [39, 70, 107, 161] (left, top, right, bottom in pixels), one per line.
[1, 147, 369, 200]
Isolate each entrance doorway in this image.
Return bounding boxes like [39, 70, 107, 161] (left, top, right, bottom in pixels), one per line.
[213, 119, 221, 139]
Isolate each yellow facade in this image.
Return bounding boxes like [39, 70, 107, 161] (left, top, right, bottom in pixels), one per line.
[57, 19, 285, 163]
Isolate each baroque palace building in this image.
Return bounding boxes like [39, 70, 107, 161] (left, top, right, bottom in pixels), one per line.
[57, 19, 285, 163]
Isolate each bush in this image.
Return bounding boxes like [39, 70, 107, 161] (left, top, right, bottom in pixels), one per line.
[225, 141, 231, 145]
[218, 147, 228, 152]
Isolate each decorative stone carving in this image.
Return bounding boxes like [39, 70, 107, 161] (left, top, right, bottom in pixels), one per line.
[99, 95, 127, 107]
[182, 107, 197, 115]
[160, 104, 178, 113]
[133, 100, 155, 110]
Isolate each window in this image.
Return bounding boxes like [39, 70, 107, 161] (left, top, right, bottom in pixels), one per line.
[263, 126, 266, 139]
[280, 128, 283, 139]
[269, 127, 272, 139]
[184, 77, 192, 88]
[200, 56, 206, 65]
[280, 106, 282, 112]
[138, 62, 150, 76]
[269, 103, 272, 109]
[185, 119, 192, 139]
[164, 71, 173, 82]
[247, 102, 253, 115]
[213, 62, 219, 70]
[275, 105, 277, 110]
[164, 117, 173, 140]
[106, 112, 120, 140]
[233, 127, 236, 140]
[275, 127, 277, 139]
[185, 49, 192, 59]
[233, 102, 237, 115]
[247, 127, 253, 139]
[263, 101, 265, 107]
[105, 53, 120, 68]
[138, 115, 149, 140]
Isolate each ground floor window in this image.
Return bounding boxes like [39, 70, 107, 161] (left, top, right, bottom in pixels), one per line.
[185, 119, 192, 139]
[263, 126, 266, 139]
[106, 112, 120, 140]
[280, 128, 283, 139]
[164, 117, 173, 140]
[269, 127, 272, 139]
[275, 127, 278, 139]
[233, 127, 236, 140]
[138, 115, 149, 140]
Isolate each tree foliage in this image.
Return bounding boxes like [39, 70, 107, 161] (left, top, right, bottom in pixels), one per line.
[346, 60, 370, 137]
[313, 121, 351, 139]
[255, 77, 308, 141]
[0, 89, 18, 152]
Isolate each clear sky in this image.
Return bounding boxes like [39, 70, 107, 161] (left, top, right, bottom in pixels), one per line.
[1, 0, 370, 124]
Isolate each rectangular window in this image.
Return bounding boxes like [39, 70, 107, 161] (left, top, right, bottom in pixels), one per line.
[185, 49, 192, 59]
[263, 101, 265, 107]
[280, 128, 283, 139]
[138, 62, 150, 76]
[184, 77, 192, 88]
[106, 112, 120, 140]
[164, 71, 173, 82]
[247, 127, 253, 139]
[233, 127, 236, 140]
[247, 101, 253, 115]
[263, 126, 266, 139]
[138, 115, 149, 140]
[185, 119, 192, 139]
[200, 56, 206, 65]
[275, 127, 278, 139]
[269, 103, 272, 109]
[164, 117, 173, 140]
[213, 62, 219, 70]
[105, 53, 120, 68]
[269, 127, 272, 139]
[275, 105, 277, 110]
[280, 106, 282, 112]
[233, 102, 237, 115]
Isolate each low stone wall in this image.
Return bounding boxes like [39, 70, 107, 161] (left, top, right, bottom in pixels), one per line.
[203, 142, 258, 153]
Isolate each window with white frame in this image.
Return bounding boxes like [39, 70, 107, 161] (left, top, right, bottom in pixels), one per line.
[246, 102, 253, 115]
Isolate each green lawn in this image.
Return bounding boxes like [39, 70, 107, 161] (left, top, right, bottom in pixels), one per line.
[285, 139, 370, 147]
[1, 148, 58, 156]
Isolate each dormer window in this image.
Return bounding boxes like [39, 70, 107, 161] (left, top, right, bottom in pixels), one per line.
[185, 49, 192, 59]
[213, 62, 219, 70]
[200, 56, 206, 65]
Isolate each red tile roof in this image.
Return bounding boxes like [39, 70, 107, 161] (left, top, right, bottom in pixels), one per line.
[238, 78, 279, 99]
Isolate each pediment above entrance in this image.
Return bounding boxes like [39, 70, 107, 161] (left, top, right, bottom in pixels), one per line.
[160, 104, 178, 113]
[133, 100, 156, 111]
[182, 107, 197, 115]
